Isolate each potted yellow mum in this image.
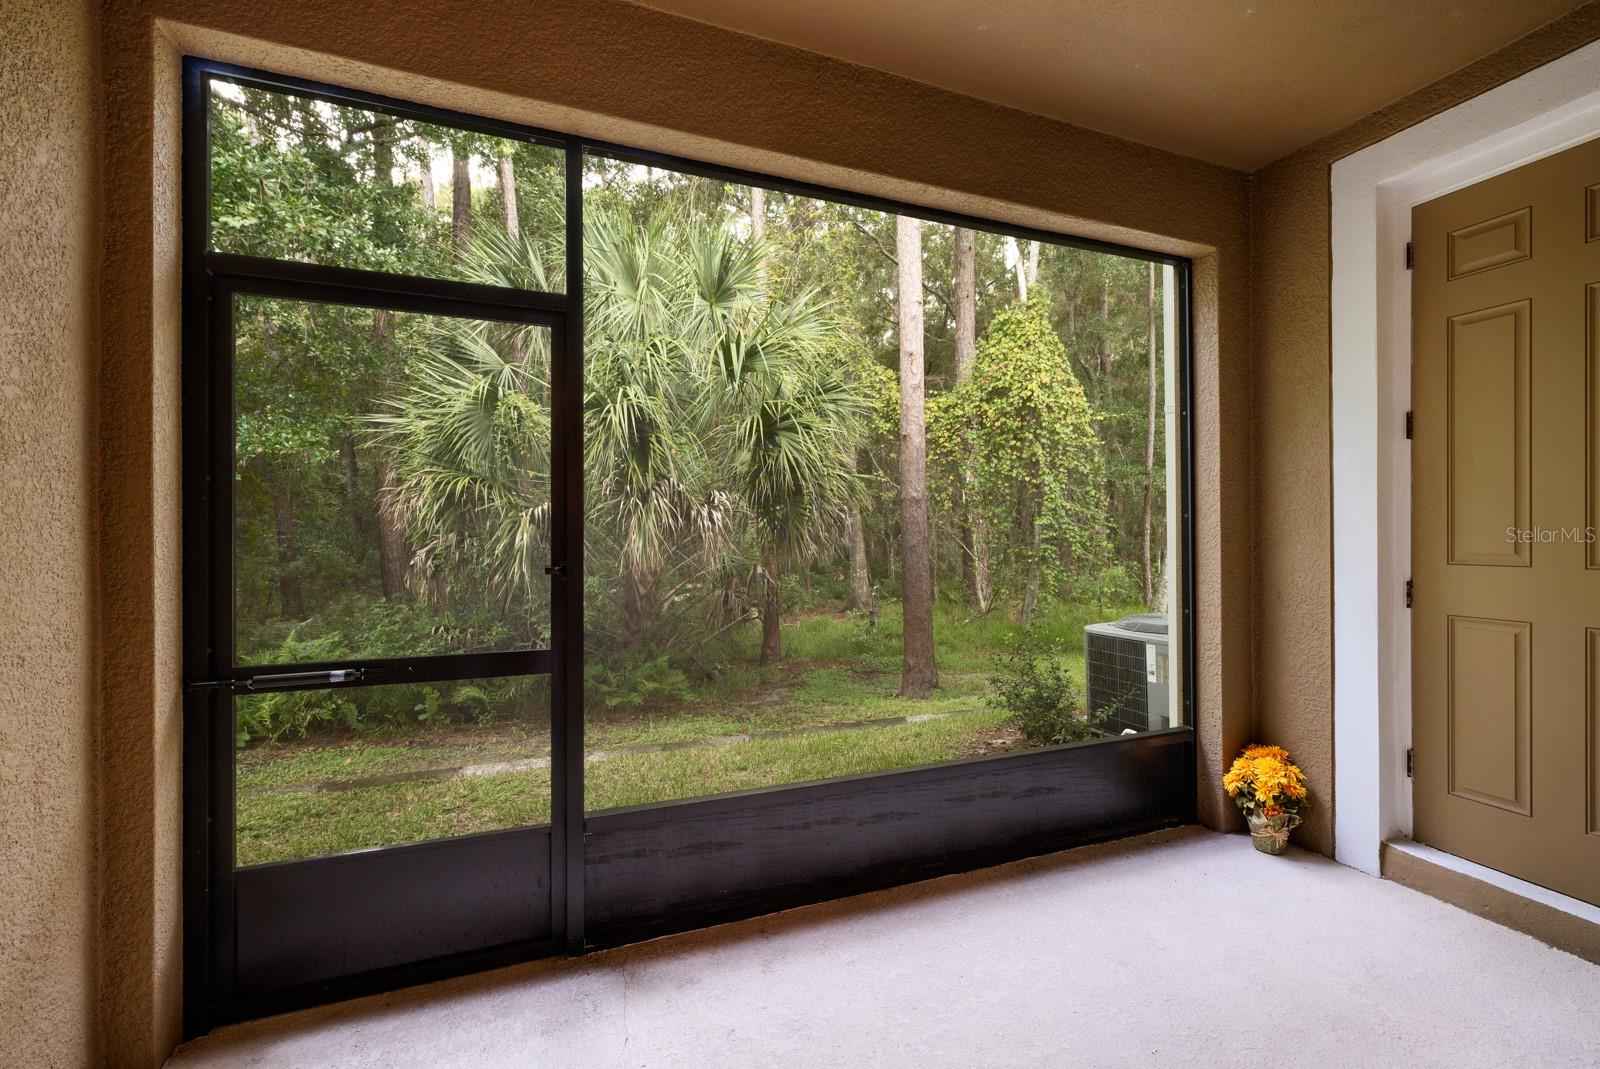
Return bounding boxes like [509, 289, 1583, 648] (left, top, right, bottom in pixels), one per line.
[1223, 744, 1309, 855]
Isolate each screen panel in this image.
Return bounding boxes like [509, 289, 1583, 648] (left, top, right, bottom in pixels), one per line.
[579, 150, 1184, 814]
[231, 295, 555, 665]
[209, 77, 565, 290]
[235, 675, 554, 866]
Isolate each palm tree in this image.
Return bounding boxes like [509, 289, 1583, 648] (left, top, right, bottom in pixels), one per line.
[371, 201, 863, 662]
[683, 230, 862, 661]
[367, 318, 555, 645]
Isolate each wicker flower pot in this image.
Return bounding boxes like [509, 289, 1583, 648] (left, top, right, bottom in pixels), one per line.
[1247, 811, 1300, 855]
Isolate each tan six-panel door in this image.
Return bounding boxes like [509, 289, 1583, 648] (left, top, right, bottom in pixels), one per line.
[1412, 134, 1600, 907]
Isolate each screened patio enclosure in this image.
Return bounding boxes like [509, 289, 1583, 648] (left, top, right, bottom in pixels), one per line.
[181, 58, 1196, 1032]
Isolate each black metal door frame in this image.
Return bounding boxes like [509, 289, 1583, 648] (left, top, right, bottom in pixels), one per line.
[181, 58, 588, 1029]
[182, 56, 1196, 1036]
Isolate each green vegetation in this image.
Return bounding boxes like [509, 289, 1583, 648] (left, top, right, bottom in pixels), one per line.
[235, 601, 1135, 866]
[987, 630, 1100, 747]
[239, 711, 996, 866]
[211, 77, 1172, 865]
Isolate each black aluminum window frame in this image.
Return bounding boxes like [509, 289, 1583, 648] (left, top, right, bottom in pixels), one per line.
[181, 55, 1197, 1033]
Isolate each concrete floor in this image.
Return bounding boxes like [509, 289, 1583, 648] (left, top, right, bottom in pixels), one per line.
[167, 828, 1600, 1068]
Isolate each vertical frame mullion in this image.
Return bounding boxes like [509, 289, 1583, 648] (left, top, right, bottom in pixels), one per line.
[179, 59, 214, 1037]
[208, 277, 240, 1015]
[1178, 263, 1198, 819]
[551, 143, 587, 952]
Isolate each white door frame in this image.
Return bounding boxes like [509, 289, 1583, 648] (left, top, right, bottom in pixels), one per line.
[1330, 38, 1600, 875]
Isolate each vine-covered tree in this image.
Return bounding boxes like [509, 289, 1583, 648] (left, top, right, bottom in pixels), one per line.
[932, 300, 1111, 623]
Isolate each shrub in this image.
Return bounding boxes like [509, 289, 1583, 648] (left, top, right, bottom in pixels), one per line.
[585, 649, 691, 710]
[987, 631, 1101, 746]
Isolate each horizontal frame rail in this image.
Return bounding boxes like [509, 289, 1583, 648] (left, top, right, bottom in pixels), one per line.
[586, 728, 1195, 947]
[206, 252, 567, 319]
[188, 649, 554, 694]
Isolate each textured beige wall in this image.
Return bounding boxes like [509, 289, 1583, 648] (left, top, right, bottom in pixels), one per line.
[1249, 2, 1600, 857]
[92, 1, 1253, 1055]
[22, 0, 1600, 1060]
[0, 1, 101, 1066]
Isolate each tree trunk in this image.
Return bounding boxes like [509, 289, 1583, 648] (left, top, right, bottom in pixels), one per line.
[953, 229, 976, 382]
[495, 154, 530, 367]
[896, 215, 938, 697]
[451, 146, 472, 261]
[621, 569, 661, 642]
[272, 475, 304, 619]
[952, 228, 991, 611]
[752, 184, 781, 663]
[1142, 262, 1158, 609]
[419, 164, 436, 212]
[1005, 236, 1042, 303]
[750, 186, 767, 288]
[845, 507, 871, 612]
[1005, 236, 1028, 303]
[340, 435, 363, 535]
[749, 185, 766, 239]
[374, 458, 408, 600]
[497, 154, 519, 238]
[1018, 500, 1040, 626]
[760, 550, 782, 664]
[369, 307, 410, 599]
[1097, 282, 1114, 376]
[972, 512, 993, 614]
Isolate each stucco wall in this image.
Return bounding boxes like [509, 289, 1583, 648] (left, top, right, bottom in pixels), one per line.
[18, 0, 1600, 1060]
[93, 1, 1253, 1056]
[1249, 2, 1600, 858]
[0, 1, 101, 1066]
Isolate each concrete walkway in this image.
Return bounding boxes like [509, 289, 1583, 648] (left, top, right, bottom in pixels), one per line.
[166, 827, 1600, 1068]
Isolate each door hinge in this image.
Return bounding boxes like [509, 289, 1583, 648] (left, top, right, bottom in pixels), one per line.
[1405, 411, 1413, 439]
[1406, 748, 1414, 778]
[1404, 241, 1414, 269]
[1405, 579, 1414, 608]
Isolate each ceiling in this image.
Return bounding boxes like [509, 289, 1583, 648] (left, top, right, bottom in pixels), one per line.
[629, 0, 1588, 170]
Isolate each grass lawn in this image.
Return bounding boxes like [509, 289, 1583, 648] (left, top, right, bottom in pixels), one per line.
[235, 598, 1141, 867]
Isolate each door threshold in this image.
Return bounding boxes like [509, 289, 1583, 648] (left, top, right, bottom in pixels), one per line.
[1382, 839, 1600, 964]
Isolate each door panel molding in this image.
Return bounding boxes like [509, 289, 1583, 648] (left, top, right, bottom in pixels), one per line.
[1448, 206, 1532, 279]
[1589, 629, 1600, 838]
[1447, 299, 1532, 566]
[1588, 282, 1600, 569]
[1446, 615, 1532, 815]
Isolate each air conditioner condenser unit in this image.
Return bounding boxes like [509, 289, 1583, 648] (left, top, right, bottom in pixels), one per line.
[1083, 613, 1170, 734]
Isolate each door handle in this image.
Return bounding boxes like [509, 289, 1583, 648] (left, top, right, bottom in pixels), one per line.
[187, 668, 373, 693]
[242, 669, 368, 690]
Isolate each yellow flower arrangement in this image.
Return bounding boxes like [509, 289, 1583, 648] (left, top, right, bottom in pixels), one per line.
[1224, 743, 1310, 818]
